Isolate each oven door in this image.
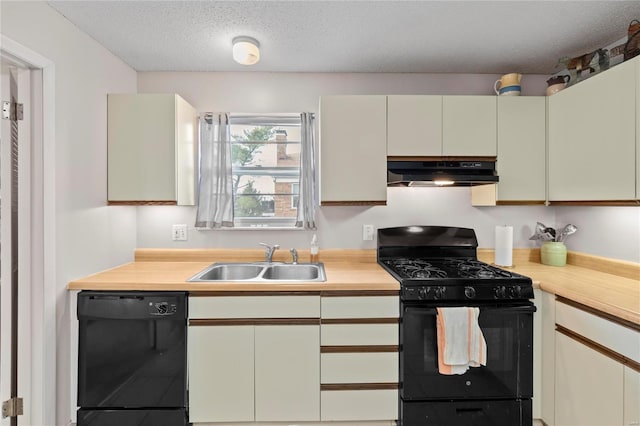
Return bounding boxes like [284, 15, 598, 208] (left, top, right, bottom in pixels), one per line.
[401, 302, 535, 401]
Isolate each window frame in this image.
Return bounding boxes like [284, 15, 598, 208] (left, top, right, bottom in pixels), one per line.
[228, 113, 302, 229]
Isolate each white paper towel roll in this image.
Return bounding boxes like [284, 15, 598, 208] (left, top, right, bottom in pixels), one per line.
[495, 225, 513, 267]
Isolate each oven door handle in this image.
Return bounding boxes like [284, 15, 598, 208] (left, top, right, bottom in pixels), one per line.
[404, 304, 537, 316]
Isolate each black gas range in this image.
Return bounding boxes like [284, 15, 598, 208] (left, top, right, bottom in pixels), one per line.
[378, 226, 535, 426]
[380, 255, 534, 302]
[378, 225, 533, 302]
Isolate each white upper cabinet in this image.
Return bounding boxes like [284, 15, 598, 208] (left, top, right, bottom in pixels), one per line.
[496, 96, 546, 202]
[442, 96, 497, 156]
[548, 58, 637, 201]
[387, 95, 442, 156]
[319, 95, 387, 205]
[388, 95, 497, 157]
[108, 93, 197, 205]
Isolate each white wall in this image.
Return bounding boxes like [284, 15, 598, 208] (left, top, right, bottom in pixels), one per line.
[555, 207, 640, 262]
[138, 71, 640, 262]
[1, 2, 138, 425]
[137, 187, 554, 252]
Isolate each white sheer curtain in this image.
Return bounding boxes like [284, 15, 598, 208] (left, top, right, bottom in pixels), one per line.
[195, 113, 234, 228]
[296, 112, 317, 229]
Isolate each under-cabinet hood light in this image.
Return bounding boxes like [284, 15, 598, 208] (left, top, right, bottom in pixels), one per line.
[232, 36, 260, 65]
[388, 160, 499, 187]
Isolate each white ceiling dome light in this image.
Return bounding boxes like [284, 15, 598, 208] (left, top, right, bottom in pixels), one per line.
[232, 36, 260, 65]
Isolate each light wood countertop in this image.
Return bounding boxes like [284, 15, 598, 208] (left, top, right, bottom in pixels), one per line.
[68, 248, 639, 325]
[67, 249, 399, 292]
[478, 249, 639, 326]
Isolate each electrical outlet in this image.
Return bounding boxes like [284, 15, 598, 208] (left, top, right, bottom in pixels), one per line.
[362, 224, 374, 241]
[172, 224, 188, 241]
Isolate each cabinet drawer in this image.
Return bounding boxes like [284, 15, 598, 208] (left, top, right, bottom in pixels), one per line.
[321, 352, 398, 383]
[321, 324, 398, 346]
[321, 389, 398, 421]
[556, 301, 640, 363]
[189, 296, 320, 319]
[321, 296, 399, 319]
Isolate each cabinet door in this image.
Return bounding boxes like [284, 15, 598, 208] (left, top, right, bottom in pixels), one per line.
[442, 96, 497, 156]
[321, 389, 398, 421]
[555, 331, 624, 426]
[496, 97, 546, 201]
[188, 325, 254, 423]
[541, 291, 556, 426]
[624, 366, 640, 426]
[387, 95, 442, 156]
[532, 289, 542, 420]
[254, 325, 320, 421]
[548, 59, 636, 201]
[108, 94, 196, 205]
[319, 95, 387, 205]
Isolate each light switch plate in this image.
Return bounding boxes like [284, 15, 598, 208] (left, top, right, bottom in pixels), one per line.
[362, 224, 374, 241]
[172, 224, 188, 241]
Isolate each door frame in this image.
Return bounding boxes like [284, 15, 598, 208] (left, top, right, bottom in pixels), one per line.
[0, 34, 56, 426]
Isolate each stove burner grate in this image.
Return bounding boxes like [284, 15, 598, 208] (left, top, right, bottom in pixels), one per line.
[382, 257, 517, 280]
[382, 259, 448, 279]
[440, 258, 515, 279]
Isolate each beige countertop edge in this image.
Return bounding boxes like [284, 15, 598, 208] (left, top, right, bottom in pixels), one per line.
[68, 249, 639, 326]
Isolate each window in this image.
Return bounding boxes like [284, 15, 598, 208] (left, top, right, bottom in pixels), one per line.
[230, 113, 301, 228]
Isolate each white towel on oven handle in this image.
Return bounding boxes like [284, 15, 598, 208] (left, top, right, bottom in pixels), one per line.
[436, 307, 487, 375]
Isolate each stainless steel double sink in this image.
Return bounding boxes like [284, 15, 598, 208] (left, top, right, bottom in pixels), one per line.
[188, 262, 326, 282]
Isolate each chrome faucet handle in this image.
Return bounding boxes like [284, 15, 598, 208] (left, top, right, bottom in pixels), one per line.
[259, 242, 280, 262]
[289, 248, 298, 264]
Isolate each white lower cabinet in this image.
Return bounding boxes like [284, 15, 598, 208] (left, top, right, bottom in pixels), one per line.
[321, 389, 398, 421]
[540, 291, 556, 426]
[188, 293, 400, 424]
[320, 294, 400, 422]
[188, 325, 255, 423]
[532, 289, 543, 420]
[188, 296, 320, 424]
[321, 352, 398, 384]
[624, 366, 640, 425]
[555, 331, 624, 425]
[553, 299, 640, 426]
[321, 323, 398, 346]
[254, 325, 320, 421]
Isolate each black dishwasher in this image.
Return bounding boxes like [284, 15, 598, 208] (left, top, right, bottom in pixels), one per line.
[77, 291, 188, 426]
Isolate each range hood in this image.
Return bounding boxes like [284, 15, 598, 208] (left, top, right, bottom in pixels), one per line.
[387, 160, 499, 187]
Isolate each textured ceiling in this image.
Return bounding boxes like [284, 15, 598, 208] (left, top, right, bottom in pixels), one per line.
[47, 1, 640, 74]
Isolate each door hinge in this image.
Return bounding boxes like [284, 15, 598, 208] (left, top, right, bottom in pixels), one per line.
[2, 397, 23, 418]
[2, 101, 23, 121]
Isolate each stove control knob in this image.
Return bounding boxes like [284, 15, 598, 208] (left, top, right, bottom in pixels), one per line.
[434, 286, 446, 300]
[464, 286, 476, 299]
[494, 286, 507, 299]
[418, 287, 430, 300]
[509, 285, 522, 298]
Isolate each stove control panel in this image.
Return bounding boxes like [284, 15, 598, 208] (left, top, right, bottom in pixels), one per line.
[402, 284, 533, 301]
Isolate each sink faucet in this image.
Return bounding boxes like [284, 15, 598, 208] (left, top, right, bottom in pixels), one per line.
[289, 248, 298, 264]
[259, 242, 280, 263]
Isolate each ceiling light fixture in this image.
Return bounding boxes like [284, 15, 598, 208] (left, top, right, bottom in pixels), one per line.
[232, 36, 260, 65]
